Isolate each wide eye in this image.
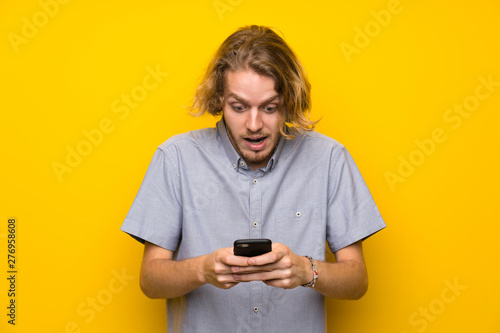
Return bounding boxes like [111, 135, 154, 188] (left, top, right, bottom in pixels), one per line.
[231, 104, 246, 112]
[263, 106, 278, 113]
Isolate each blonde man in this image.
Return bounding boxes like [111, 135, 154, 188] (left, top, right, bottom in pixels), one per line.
[122, 25, 385, 332]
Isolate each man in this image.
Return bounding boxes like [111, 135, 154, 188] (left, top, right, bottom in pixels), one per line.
[121, 25, 386, 332]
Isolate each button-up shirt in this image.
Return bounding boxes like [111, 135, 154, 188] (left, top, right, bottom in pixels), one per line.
[121, 120, 386, 332]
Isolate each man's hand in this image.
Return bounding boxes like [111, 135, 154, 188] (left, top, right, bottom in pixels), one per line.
[141, 240, 368, 300]
[202, 247, 250, 289]
[140, 242, 250, 298]
[229, 242, 312, 289]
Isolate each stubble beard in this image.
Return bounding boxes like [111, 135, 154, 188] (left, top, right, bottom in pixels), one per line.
[226, 126, 279, 168]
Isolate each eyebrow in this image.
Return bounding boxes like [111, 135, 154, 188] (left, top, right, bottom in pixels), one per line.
[227, 93, 280, 105]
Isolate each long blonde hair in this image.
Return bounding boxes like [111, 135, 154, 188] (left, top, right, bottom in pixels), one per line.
[189, 25, 318, 139]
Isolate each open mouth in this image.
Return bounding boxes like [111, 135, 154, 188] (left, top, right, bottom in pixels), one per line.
[244, 136, 268, 151]
[245, 137, 266, 144]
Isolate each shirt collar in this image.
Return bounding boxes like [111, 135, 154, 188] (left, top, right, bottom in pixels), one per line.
[217, 120, 285, 173]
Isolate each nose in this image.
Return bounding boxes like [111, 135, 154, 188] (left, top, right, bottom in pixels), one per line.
[246, 108, 263, 133]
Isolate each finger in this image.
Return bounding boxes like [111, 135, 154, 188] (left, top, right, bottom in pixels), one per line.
[263, 278, 295, 289]
[213, 278, 240, 290]
[216, 274, 240, 285]
[231, 264, 272, 274]
[218, 282, 239, 289]
[208, 272, 240, 286]
[213, 262, 236, 275]
[224, 254, 253, 267]
[248, 249, 286, 266]
[233, 268, 286, 282]
[217, 247, 250, 267]
[233, 272, 270, 282]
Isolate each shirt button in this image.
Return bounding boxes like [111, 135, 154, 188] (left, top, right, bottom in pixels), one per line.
[240, 161, 245, 167]
[296, 212, 302, 218]
[253, 221, 259, 227]
[233, 164, 237, 169]
[253, 179, 258, 184]
[253, 307, 259, 313]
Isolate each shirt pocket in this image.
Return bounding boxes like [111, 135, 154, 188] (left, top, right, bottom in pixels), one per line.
[272, 206, 325, 254]
[273, 206, 322, 224]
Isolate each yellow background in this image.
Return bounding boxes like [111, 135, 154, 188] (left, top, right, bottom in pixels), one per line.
[1, 0, 499, 332]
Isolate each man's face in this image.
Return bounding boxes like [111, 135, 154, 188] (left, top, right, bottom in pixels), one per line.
[223, 69, 281, 170]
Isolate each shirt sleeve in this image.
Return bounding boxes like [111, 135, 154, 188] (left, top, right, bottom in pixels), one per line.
[120, 147, 183, 251]
[326, 147, 386, 253]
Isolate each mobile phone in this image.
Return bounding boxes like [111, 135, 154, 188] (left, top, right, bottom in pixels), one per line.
[233, 239, 272, 257]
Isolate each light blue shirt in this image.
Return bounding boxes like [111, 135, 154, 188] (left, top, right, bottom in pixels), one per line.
[121, 120, 386, 332]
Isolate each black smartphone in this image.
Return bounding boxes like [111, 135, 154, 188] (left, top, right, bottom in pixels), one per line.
[233, 239, 272, 257]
